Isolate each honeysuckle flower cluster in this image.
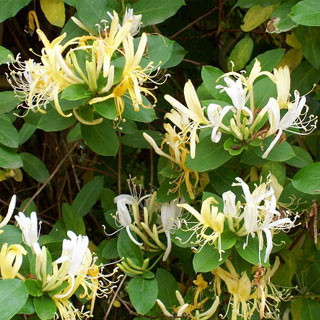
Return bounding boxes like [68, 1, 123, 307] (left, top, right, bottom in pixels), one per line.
[144, 62, 317, 192]
[0, 198, 118, 320]
[113, 180, 183, 262]
[157, 274, 220, 320]
[7, 9, 163, 124]
[212, 257, 287, 320]
[144, 80, 210, 199]
[177, 175, 296, 263]
[207, 61, 317, 158]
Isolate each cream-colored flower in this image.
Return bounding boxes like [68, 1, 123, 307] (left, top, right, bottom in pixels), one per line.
[178, 197, 225, 258]
[0, 243, 27, 279]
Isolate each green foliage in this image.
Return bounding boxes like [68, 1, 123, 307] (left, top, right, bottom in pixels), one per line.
[127, 276, 158, 314]
[2, 0, 320, 319]
[0, 279, 29, 320]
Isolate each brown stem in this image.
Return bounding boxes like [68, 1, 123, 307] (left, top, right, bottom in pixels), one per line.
[170, 7, 218, 40]
[21, 143, 78, 212]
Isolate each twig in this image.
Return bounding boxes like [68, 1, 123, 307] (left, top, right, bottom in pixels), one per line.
[104, 275, 127, 319]
[21, 143, 78, 212]
[170, 7, 217, 39]
[63, 140, 81, 192]
[73, 165, 117, 179]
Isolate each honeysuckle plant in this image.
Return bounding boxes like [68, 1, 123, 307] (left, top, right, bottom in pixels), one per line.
[2, 0, 320, 319]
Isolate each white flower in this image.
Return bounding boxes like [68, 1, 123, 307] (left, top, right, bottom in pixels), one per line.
[114, 194, 144, 246]
[123, 8, 142, 35]
[15, 211, 41, 255]
[0, 195, 16, 232]
[207, 104, 232, 143]
[216, 77, 253, 125]
[114, 194, 135, 227]
[56, 231, 89, 276]
[160, 199, 183, 261]
[232, 177, 296, 263]
[262, 91, 317, 158]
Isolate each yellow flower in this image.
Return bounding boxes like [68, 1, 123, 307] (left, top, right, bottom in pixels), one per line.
[213, 260, 254, 320]
[165, 80, 209, 159]
[270, 65, 291, 109]
[178, 197, 225, 257]
[90, 33, 157, 118]
[143, 126, 199, 199]
[157, 289, 219, 320]
[0, 243, 27, 279]
[0, 195, 16, 235]
[7, 30, 83, 117]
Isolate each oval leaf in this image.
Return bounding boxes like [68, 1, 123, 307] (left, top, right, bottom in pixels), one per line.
[21, 152, 50, 183]
[81, 120, 119, 156]
[127, 276, 158, 314]
[0, 279, 29, 320]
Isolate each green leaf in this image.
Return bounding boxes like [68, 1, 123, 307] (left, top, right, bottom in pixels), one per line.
[0, 91, 20, 114]
[254, 140, 295, 162]
[0, 118, 19, 148]
[162, 42, 186, 69]
[300, 299, 320, 320]
[76, 0, 119, 30]
[290, 0, 320, 27]
[0, 279, 29, 320]
[24, 280, 43, 297]
[267, 0, 299, 33]
[0, 0, 31, 23]
[132, 0, 185, 26]
[241, 5, 275, 32]
[261, 161, 286, 185]
[0, 46, 13, 65]
[34, 296, 56, 320]
[193, 245, 230, 272]
[117, 229, 144, 267]
[156, 269, 179, 307]
[17, 297, 35, 315]
[100, 188, 117, 211]
[102, 238, 119, 259]
[0, 145, 23, 169]
[295, 26, 320, 69]
[201, 66, 230, 101]
[127, 276, 158, 314]
[122, 130, 162, 149]
[139, 35, 173, 68]
[94, 99, 118, 120]
[185, 136, 232, 172]
[81, 119, 119, 156]
[122, 97, 157, 123]
[253, 77, 277, 108]
[0, 225, 22, 247]
[291, 61, 320, 95]
[21, 152, 50, 183]
[61, 84, 93, 101]
[236, 0, 281, 8]
[235, 237, 270, 267]
[67, 123, 81, 142]
[73, 176, 104, 216]
[292, 162, 320, 194]
[246, 49, 285, 73]
[210, 168, 238, 195]
[62, 203, 86, 234]
[286, 146, 313, 168]
[37, 108, 76, 132]
[19, 123, 37, 145]
[228, 37, 254, 71]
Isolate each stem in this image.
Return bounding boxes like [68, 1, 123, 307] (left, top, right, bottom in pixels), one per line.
[21, 143, 78, 213]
